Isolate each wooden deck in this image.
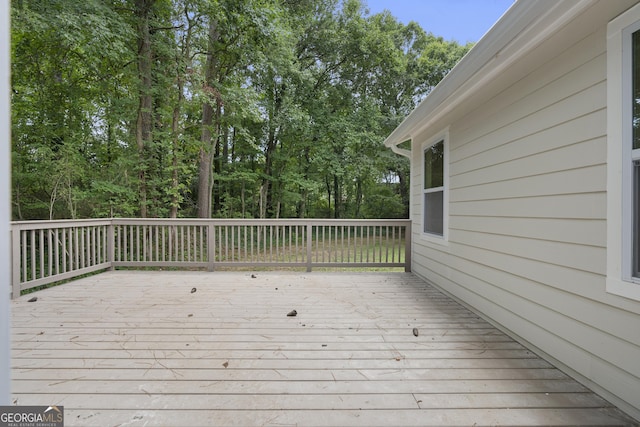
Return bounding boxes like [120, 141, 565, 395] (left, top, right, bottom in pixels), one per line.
[10, 271, 636, 426]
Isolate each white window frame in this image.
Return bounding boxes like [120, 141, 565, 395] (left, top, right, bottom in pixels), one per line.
[421, 131, 449, 243]
[606, 3, 640, 301]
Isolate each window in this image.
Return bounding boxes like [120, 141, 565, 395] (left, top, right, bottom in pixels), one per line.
[422, 137, 447, 238]
[622, 18, 640, 283]
[631, 28, 640, 279]
[606, 3, 640, 300]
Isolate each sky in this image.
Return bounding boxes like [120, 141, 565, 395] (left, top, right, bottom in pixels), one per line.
[364, 0, 516, 44]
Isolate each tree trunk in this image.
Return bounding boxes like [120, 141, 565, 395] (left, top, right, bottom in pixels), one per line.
[135, 0, 153, 218]
[259, 183, 267, 218]
[397, 167, 410, 218]
[333, 175, 341, 219]
[197, 18, 220, 218]
[333, 175, 342, 219]
[297, 194, 306, 218]
[297, 145, 312, 218]
[169, 96, 181, 219]
[241, 181, 246, 218]
[214, 117, 228, 214]
[212, 99, 223, 214]
[197, 104, 214, 218]
[260, 72, 284, 218]
[325, 176, 332, 217]
[262, 129, 277, 217]
[354, 178, 363, 218]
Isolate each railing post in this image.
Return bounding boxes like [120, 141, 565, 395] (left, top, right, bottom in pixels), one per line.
[404, 221, 412, 273]
[107, 221, 115, 271]
[207, 222, 215, 272]
[306, 222, 312, 273]
[11, 227, 21, 299]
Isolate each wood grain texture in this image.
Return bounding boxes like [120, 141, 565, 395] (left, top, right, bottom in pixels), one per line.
[10, 271, 634, 426]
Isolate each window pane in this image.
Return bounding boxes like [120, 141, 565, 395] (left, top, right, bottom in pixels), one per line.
[424, 191, 444, 236]
[633, 30, 640, 150]
[424, 141, 444, 189]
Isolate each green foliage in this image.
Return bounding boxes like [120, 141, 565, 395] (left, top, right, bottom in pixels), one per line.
[11, 0, 472, 220]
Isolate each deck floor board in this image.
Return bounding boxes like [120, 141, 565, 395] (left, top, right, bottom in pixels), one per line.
[10, 271, 636, 426]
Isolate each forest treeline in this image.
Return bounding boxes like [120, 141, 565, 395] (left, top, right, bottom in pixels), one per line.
[11, 0, 471, 220]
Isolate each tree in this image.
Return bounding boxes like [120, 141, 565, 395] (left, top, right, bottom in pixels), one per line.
[11, 0, 472, 221]
[133, 0, 153, 218]
[11, 0, 135, 219]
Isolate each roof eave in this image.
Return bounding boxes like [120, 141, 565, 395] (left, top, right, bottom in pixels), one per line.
[384, 0, 597, 149]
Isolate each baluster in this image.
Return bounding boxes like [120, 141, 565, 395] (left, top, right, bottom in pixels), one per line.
[117, 225, 122, 262]
[38, 229, 44, 279]
[250, 225, 254, 262]
[223, 225, 228, 262]
[185, 225, 190, 262]
[84, 226, 89, 267]
[91, 227, 96, 266]
[67, 228, 73, 272]
[385, 226, 389, 263]
[128, 224, 132, 262]
[217, 224, 220, 264]
[340, 226, 344, 263]
[53, 228, 59, 275]
[59, 228, 65, 273]
[72, 227, 78, 270]
[152, 225, 157, 262]
[200, 226, 204, 263]
[347, 225, 351, 263]
[97, 226, 102, 264]
[323, 226, 327, 263]
[357, 226, 361, 263]
[29, 230, 36, 281]
[144, 225, 149, 262]
[262, 225, 266, 262]
[178, 226, 183, 262]
[288, 225, 292, 263]
[162, 226, 167, 262]
[78, 227, 83, 269]
[191, 225, 196, 262]
[80, 227, 85, 269]
[295, 225, 300, 263]
[268, 225, 272, 262]
[234, 225, 239, 263]
[392, 226, 397, 263]
[47, 229, 53, 277]
[243, 225, 248, 262]
[84, 227, 89, 268]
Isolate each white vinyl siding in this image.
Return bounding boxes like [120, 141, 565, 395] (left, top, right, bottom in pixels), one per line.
[410, 1, 640, 420]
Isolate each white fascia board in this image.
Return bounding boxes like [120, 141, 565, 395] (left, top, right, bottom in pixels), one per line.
[384, 0, 597, 148]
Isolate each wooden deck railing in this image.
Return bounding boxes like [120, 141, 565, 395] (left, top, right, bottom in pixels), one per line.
[10, 218, 411, 298]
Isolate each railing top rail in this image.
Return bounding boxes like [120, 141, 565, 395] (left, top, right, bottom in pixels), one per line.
[10, 218, 113, 230]
[10, 218, 411, 231]
[111, 218, 411, 226]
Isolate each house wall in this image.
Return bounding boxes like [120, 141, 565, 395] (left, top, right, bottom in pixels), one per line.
[409, 1, 640, 420]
